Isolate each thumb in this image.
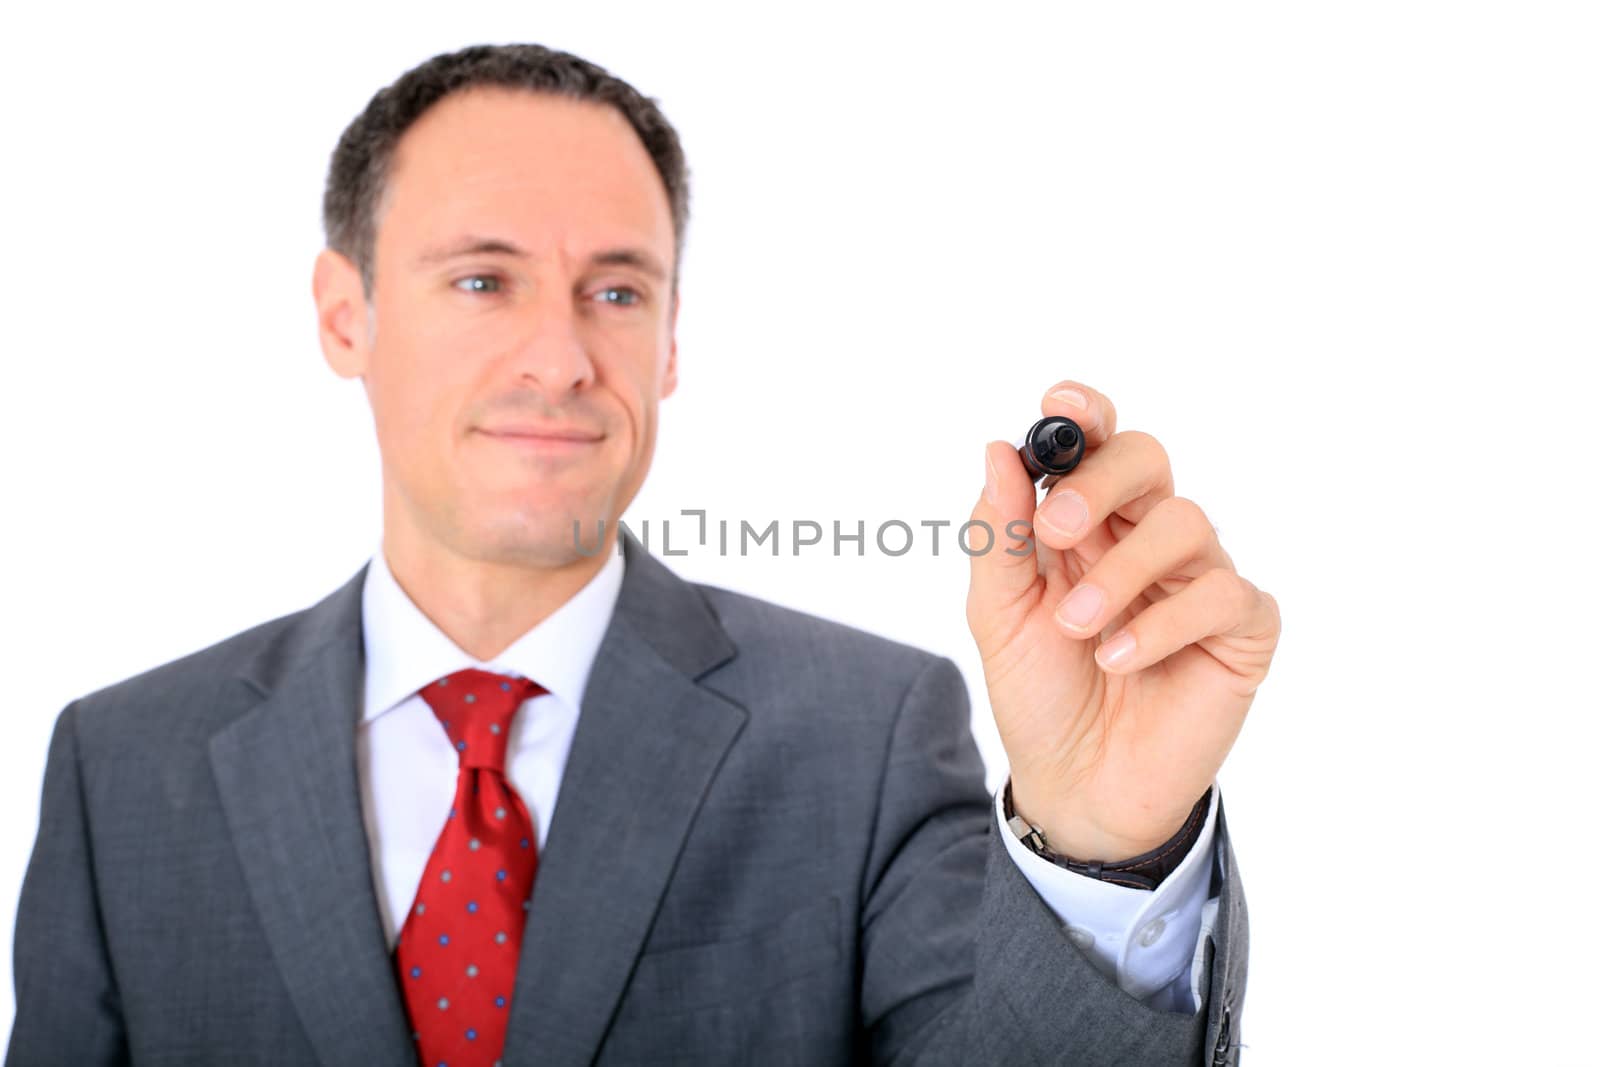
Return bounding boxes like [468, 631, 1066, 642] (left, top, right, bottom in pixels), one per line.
[968, 439, 1045, 631]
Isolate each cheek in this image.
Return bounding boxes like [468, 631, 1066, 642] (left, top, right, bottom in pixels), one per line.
[368, 348, 460, 464]
[622, 376, 666, 446]
[595, 346, 664, 415]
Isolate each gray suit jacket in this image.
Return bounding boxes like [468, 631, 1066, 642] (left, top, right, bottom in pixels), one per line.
[7, 530, 1246, 1066]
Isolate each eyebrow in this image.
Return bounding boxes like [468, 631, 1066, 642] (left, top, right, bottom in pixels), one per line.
[413, 236, 668, 281]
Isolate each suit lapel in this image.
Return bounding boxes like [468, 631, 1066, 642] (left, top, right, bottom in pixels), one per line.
[208, 564, 417, 1067]
[208, 529, 745, 1067]
[500, 529, 747, 1066]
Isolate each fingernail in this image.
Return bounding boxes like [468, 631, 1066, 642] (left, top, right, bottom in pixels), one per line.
[1097, 631, 1136, 669]
[984, 449, 1000, 508]
[1056, 584, 1104, 630]
[1039, 490, 1089, 537]
[1050, 388, 1088, 410]
[1050, 388, 1097, 429]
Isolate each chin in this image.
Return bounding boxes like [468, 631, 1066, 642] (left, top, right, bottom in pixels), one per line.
[468, 504, 613, 566]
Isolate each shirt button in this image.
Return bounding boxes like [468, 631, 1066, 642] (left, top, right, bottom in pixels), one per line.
[1065, 925, 1095, 950]
[1137, 917, 1166, 947]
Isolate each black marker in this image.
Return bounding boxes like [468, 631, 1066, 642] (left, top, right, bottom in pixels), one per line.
[1015, 416, 1085, 490]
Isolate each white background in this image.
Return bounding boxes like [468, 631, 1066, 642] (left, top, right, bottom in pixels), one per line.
[2, 2, 1596, 1062]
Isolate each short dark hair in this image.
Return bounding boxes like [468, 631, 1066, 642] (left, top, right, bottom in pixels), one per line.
[321, 43, 690, 302]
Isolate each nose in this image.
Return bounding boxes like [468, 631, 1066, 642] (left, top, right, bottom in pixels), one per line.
[509, 286, 597, 401]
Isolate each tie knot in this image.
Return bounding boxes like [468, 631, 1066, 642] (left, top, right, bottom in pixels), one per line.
[418, 668, 546, 773]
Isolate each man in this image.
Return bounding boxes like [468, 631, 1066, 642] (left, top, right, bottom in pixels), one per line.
[6, 43, 1280, 1066]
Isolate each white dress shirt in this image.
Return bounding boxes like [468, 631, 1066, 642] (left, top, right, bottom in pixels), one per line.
[354, 539, 1221, 1014]
[356, 541, 624, 950]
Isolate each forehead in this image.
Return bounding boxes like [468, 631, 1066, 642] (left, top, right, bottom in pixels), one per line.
[375, 86, 673, 262]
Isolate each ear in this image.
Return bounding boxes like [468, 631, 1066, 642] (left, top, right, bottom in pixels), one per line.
[661, 288, 680, 399]
[313, 247, 372, 380]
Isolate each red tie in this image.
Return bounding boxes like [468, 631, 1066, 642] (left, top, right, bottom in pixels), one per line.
[394, 667, 546, 1067]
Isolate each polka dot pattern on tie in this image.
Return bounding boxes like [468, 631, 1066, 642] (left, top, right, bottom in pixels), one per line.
[392, 667, 546, 1067]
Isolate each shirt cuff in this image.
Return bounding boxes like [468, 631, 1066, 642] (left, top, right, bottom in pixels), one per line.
[994, 779, 1221, 1010]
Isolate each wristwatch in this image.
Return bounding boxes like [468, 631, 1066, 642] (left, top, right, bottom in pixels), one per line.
[1002, 780, 1212, 891]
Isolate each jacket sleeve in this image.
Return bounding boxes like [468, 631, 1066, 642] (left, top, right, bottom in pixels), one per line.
[6, 701, 131, 1067]
[856, 655, 1247, 1067]
[995, 777, 1222, 1013]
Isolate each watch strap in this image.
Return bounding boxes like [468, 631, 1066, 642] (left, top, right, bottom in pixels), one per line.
[1002, 780, 1212, 891]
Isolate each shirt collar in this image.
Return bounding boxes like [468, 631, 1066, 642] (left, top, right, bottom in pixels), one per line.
[360, 540, 626, 725]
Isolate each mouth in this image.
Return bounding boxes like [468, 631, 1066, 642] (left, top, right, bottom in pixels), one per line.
[472, 425, 604, 453]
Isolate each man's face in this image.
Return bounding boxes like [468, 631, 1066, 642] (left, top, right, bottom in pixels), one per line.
[319, 87, 679, 569]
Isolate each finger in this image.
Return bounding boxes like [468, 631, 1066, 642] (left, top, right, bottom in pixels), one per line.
[1091, 566, 1281, 677]
[1105, 510, 1237, 572]
[1041, 381, 1118, 445]
[1033, 430, 1176, 553]
[1051, 495, 1230, 638]
[968, 439, 1053, 630]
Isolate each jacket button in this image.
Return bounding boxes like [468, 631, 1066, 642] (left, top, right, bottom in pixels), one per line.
[1213, 1006, 1232, 1065]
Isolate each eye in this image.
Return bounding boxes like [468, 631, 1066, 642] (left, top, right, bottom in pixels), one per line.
[593, 286, 642, 306]
[452, 274, 502, 294]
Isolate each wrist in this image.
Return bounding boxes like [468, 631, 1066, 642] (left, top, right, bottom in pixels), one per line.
[1004, 779, 1212, 891]
[1007, 779, 1182, 860]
